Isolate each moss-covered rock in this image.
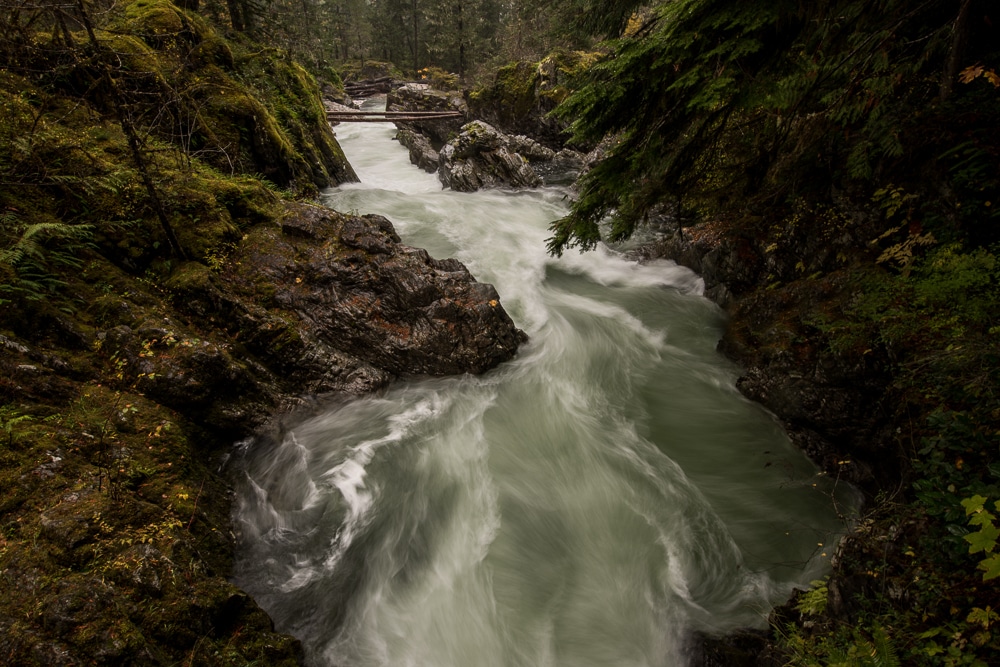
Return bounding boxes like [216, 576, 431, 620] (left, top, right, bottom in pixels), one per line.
[0, 347, 302, 665]
[0, 5, 366, 662]
[469, 50, 600, 150]
[339, 59, 405, 82]
[100, 0, 357, 194]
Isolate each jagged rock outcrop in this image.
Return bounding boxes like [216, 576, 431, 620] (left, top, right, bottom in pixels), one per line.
[97, 201, 526, 436]
[403, 119, 586, 186]
[468, 51, 599, 150]
[438, 121, 542, 192]
[396, 126, 440, 173]
[229, 201, 526, 378]
[388, 84, 586, 185]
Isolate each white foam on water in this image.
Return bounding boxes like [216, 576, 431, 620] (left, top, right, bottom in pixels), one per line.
[232, 116, 858, 667]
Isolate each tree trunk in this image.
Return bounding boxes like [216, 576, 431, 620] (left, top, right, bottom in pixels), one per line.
[940, 0, 973, 101]
[226, 0, 245, 32]
[411, 0, 418, 76]
[457, 0, 465, 81]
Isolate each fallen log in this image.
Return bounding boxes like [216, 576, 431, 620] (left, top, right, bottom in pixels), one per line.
[327, 111, 464, 123]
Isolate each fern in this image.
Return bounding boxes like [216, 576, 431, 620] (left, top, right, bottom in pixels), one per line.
[795, 578, 830, 616]
[1, 407, 34, 447]
[1, 214, 95, 302]
[868, 627, 900, 667]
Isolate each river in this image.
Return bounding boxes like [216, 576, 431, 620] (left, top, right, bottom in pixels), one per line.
[232, 109, 857, 666]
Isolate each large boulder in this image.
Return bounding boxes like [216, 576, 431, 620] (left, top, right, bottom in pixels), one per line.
[228, 201, 526, 377]
[388, 82, 468, 148]
[438, 121, 542, 192]
[126, 201, 527, 434]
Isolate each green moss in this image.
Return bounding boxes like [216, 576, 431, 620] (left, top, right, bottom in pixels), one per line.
[491, 62, 540, 120]
[122, 0, 186, 33]
[229, 52, 356, 189]
[213, 176, 281, 227]
[164, 261, 213, 294]
[0, 7, 345, 661]
[153, 174, 250, 262]
[190, 34, 235, 69]
[117, 0, 214, 50]
[471, 50, 600, 126]
[0, 369, 301, 664]
[339, 59, 405, 82]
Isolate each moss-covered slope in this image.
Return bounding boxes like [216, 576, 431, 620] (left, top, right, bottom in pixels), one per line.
[0, 0, 490, 663]
[468, 49, 600, 150]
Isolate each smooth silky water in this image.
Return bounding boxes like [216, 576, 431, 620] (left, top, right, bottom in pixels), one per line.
[233, 104, 858, 666]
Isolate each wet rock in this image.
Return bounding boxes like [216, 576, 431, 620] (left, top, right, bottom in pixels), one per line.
[98, 324, 278, 435]
[396, 126, 440, 173]
[224, 202, 527, 377]
[387, 82, 468, 148]
[136, 201, 526, 437]
[438, 121, 542, 192]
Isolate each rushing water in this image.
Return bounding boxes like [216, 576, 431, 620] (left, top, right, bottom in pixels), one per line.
[232, 107, 857, 666]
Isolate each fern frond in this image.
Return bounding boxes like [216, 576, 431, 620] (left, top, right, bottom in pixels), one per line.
[868, 627, 900, 667]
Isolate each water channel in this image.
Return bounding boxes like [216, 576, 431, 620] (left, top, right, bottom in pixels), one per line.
[232, 109, 857, 666]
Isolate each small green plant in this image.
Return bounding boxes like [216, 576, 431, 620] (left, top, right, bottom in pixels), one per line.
[830, 627, 900, 667]
[795, 577, 829, 616]
[1, 405, 33, 447]
[778, 624, 900, 667]
[0, 212, 95, 303]
[961, 495, 1000, 581]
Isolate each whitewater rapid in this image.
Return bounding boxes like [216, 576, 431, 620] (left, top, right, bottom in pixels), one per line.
[232, 109, 856, 666]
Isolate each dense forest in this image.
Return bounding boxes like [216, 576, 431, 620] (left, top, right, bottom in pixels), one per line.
[1, 0, 999, 665]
